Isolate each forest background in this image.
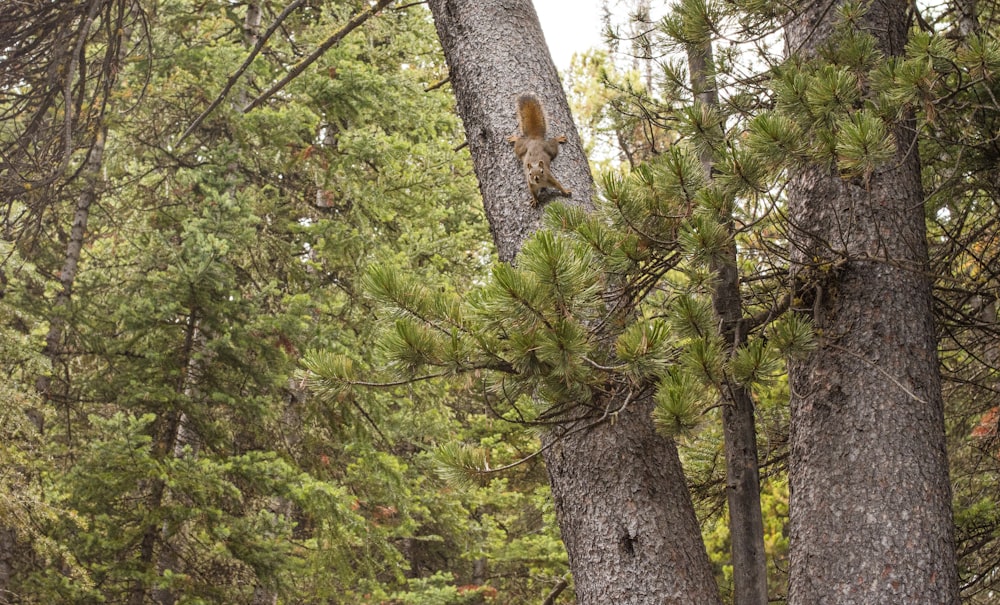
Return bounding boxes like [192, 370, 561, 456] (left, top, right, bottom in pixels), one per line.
[0, 0, 998, 604]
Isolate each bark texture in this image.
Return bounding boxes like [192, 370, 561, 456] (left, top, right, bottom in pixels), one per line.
[785, 1, 960, 602]
[36, 128, 107, 399]
[427, 0, 593, 262]
[541, 398, 722, 604]
[427, 1, 721, 602]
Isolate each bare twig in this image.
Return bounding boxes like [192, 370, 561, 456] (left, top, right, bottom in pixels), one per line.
[394, 1, 428, 10]
[424, 76, 450, 92]
[542, 575, 571, 605]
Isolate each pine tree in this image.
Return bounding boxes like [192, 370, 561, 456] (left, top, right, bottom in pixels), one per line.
[385, 1, 724, 603]
[0, 1, 517, 602]
[775, 1, 961, 600]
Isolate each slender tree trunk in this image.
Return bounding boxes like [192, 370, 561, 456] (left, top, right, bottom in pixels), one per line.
[955, 0, 978, 37]
[129, 455, 170, 605]
[0, 527, 15, 605]
[687, 37, 769, 605]
[151, 296, 216, 605]
[427, 1, 721, 602]
[131, 310, 199, 605]
[36, 128, 107, 400]
[784, 1, 960, 602]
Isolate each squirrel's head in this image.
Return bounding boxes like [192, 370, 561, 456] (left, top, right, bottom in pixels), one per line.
[527, 160, 547, 182]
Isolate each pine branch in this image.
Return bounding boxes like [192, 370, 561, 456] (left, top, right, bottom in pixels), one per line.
[438, 389, 640, 485]
[542, 575, 571, 605]
[744, 292, 791, 332]
[178, 0, 308, 144]
[243, 0, 395, 114]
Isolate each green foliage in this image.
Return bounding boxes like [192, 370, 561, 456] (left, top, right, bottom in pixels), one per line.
[768, 313, 818, 359]
[833, 108, 896, 176]
[670, 293, 717, 339]
[730, 338, 782, 387]
[433, 442, 493, 489]
[653, 368, 712, 436]
[388, 572, 486, 605]
[11, 0, 1000, 599]
[679, 211, 732, 265]
[702, 477, 790, 601]
[663, 0, 721, 45]
[0, 0, 556, 602]
[746, 112, 806, 169]
[615, 318, 675, 382]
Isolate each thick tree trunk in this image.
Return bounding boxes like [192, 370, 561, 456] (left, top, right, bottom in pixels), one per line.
[427, 1, 721, 603]
[541, 398, 722, 604]
[784, 1, 960, 602]
[427, 0, 593, 263]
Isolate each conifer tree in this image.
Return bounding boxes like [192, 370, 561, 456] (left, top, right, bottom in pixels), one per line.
[0, 1, 518, 602]
[588, 0, 977, 599]
[669, 2, 768, 601]
[398, 1, 724, 602]
[779, 0, 960, 600]
[9, 0, 1000, 601]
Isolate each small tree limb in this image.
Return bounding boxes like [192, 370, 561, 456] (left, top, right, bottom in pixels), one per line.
[542, 575, 571, 605]
[242, 0, 395, 114]
[178, 0, 307, 143]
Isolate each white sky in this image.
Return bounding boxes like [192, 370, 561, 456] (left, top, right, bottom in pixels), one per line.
[534, 0, 606, 72]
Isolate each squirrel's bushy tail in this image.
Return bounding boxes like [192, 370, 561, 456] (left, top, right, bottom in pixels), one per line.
[515, 94, 547, 139]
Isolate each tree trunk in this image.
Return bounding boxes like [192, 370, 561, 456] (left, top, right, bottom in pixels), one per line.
[688, 37, 768, 605]
[541, 398, 723, 604]
[784, 1, 960, 602]
[427, 1, 721, 602]
[426, 0, 593, 263]
[36, 127, 107, 401]
[133, 311, 200, 605]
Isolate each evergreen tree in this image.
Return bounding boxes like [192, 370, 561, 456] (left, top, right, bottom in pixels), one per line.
[1, 1, 539, 602]
[423, 1, 723, 602]
[7, 0, 1000, 602]
[776, 1, 960, 600]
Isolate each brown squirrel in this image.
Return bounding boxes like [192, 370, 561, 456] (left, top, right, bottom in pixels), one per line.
[508, 94, 572, 206]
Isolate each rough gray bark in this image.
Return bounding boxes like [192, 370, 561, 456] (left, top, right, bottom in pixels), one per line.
[427, 1, 721, 603]
[541, 398, 723, 604]
[688, 38, 768, 605]
[427, 0, 593, 263]
[784, 1, 960, 602]
[954, 0, 979, 37]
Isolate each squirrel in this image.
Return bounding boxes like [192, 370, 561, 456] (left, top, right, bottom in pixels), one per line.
[508, 94, 572, 206]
